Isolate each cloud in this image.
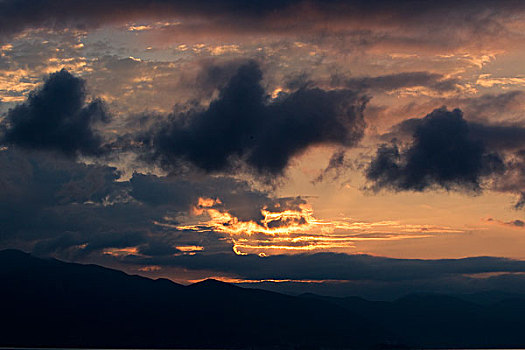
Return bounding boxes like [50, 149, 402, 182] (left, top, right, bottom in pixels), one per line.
[463, 91, 525, 124]
[489, 150, 525, 208]
[146, 61, 368, 176]
[362, 90, 525, 135]
[369, 104, 525, 206]
[241, 272, 525, 300]
[468, 123, 525, 152]
[0, 149, 145, 256]
[0, 0, 520, 55]
[128, 172, 280, 223]
[313, 149, 351, 183]
[116, 250, 525, 283]
[487, 217, 525, 228]
[1, 148, 523, 297]
[168, 193, 461, 256]
[366, 107, 505, 192]
[388, 114, 525, 153]
[0, 147, 327, 259]
[334, 71, 460, 94]
[0, 147, 447, 259]
[1, 69, 110, 157]
[510, 219, 525, 227]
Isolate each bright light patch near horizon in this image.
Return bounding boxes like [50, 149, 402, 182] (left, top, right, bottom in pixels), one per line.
[169, 197, 463, 256]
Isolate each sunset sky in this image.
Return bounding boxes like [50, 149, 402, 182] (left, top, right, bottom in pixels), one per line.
[3, 0, 525, 297]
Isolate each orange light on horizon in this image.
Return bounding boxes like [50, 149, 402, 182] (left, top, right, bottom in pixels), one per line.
[176, 245, 205, 252]
[102, 246, 141, 257]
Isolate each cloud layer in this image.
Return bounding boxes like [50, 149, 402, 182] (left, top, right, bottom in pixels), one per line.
[1, 0, 522, 56]
[123, 251, 525, 282]
[2, 0, 525, 302]
[337, 72, 460, 94]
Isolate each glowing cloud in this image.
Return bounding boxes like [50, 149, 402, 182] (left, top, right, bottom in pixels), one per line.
[172, 197, 463, 255]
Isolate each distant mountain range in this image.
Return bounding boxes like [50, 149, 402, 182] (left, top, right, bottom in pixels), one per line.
[2, 249, 525, 349]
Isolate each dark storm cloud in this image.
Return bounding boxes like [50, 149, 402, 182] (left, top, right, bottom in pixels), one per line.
[335, 72, 460, 94]
[1, 69, 110, 157]
[0, 148, 139, 252]
[366, 107, 505, 192]
[370, 104, 525, 202]
[0, 149, 191, 255]
[388, 114, 525, 153]
[147, 61, 367, 175]
[468, 123, 525, 152]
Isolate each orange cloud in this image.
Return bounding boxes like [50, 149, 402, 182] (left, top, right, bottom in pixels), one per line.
[173, 197, 463, 256]
[103, 246, 141, 257]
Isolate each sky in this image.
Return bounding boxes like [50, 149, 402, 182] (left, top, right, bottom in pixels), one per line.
[3, 0, 525, 298]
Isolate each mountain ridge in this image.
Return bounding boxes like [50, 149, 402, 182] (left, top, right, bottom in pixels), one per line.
[0, 249, 391, 349]
[3, 249, 525, 349]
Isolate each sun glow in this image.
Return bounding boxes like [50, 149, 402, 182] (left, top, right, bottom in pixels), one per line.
[171, 197, 463, 256]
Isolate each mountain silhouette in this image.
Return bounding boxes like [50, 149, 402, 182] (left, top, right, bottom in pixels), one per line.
[3, 249, 525, 349]
[0, 249, 392, 348]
